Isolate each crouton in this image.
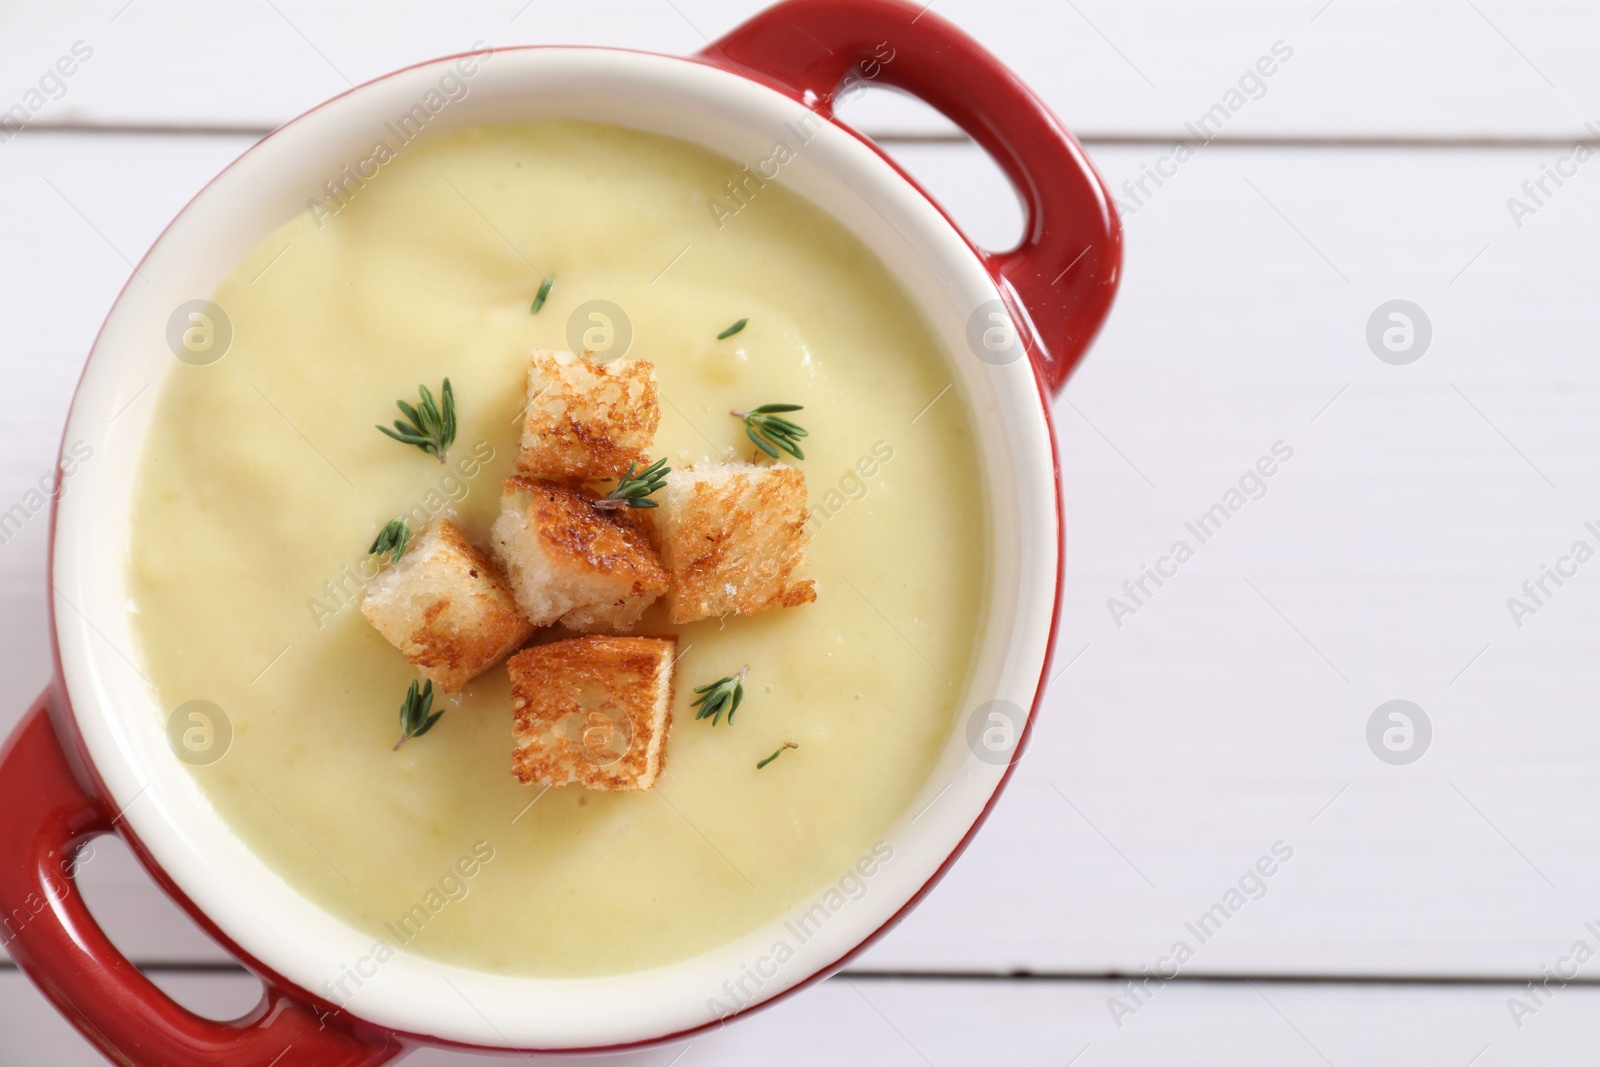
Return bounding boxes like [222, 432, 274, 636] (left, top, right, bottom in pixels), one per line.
[653, 462, 816, 624]
[516, 349, 659, 481]
[491, 475, 669, 633]
[360, 519, 533, 692]
[510, 635, 676, 790]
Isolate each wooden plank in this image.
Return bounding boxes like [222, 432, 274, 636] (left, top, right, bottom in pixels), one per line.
[868, 138, 1600, 976]
[0, 1, 1595, 141]
[4, 969, 1599, 1065]
[4, 132, 1600, 979]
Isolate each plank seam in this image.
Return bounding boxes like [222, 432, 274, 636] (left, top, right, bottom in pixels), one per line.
[0, 961, 1591, 987]
[7, 123, 1600, 149]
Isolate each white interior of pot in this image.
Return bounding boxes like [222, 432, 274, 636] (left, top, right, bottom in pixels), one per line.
[51, 47, 1058, 1049]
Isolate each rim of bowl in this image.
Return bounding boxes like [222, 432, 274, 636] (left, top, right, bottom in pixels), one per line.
[50, 44, 1059, 1050]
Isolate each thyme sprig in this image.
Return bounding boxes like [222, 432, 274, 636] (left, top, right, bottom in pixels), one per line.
[692, 666, 748, 726]
[594, 456, 670, 510]
[717, 318, 748, 340]
[757, 741, 798, 770]
[376, 379, 456, 462]
[393, 679, 443, 751]
[733, 403, 807, 460]
[530, 275, 554, 314]
[368, 518, 411, 564]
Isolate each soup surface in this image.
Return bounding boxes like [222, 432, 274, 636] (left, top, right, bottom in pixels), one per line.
[127, 119, 985, 978]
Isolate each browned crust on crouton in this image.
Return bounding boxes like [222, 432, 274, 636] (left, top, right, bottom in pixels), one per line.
[364, 520, 533, 692]
[509, 635, 676, 790]
[506, 475, 669, 597]
[660, 466, 816, 624]
[516, 350, 659, 481]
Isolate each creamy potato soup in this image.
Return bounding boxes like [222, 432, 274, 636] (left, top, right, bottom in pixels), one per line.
[127, 120, 985, 978]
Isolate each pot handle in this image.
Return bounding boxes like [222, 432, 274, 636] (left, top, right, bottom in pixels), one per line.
[0, 693, 405, 1067]
[702, 0, 1122, 393]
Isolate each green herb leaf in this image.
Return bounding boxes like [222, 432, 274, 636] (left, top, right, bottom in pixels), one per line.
[530, 275, 555, 314]
[376, 378, 457, 462]
[441, 378, 456, 446]
[594, 456, 671, 510]
[692, 666, 748, 727]
[393, 679, 443, 750]
[732, 403, 807, 461]
[368, 518, 411, 565]
[757, 741, 798, 770]
[717, 318, 748, 340]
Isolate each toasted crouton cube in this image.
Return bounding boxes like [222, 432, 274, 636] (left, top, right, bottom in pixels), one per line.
[361, 519, 533, 692]
[516, 349, 659, 481]
[510, 635, 676, 790]
[491, 475, 669, 633]
[653, 462, 816, 624]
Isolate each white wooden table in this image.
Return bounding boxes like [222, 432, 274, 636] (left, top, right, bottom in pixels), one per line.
[5, 1, 1600, 1062]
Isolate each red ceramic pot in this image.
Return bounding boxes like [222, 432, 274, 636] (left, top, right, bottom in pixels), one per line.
[0, 0, 1119, 1061]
